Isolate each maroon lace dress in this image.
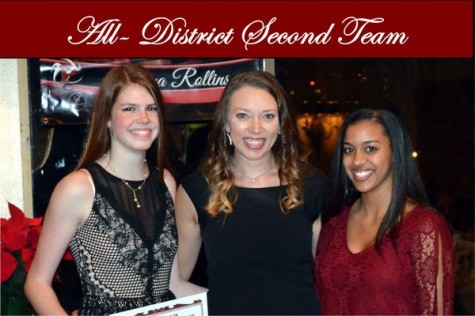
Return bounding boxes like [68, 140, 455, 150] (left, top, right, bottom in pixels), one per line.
[315, 205, 455, 315]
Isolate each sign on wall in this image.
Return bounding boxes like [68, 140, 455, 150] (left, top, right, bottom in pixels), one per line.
[39, 58, 265, 124]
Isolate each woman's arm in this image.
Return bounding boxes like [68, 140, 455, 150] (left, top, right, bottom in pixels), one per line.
[24, 170, 94, 315]
[166, 171, 207, 296]
[437, 227, 456, 315]
[412, 213, 455, 315]
[174, 185, 203, 281]
[169, 253, 207, 297]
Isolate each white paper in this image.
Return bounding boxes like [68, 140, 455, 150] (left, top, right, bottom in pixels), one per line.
[111, 292, 208, 316]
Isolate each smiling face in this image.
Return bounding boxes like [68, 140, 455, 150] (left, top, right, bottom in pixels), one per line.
[109, 83, 159, 154]
[226, 85, 280, 163]
[342, 120, 393, 196]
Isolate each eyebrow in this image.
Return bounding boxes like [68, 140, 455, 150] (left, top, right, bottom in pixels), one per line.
[232, 107, 277, 113]
[343, 140, 380, 145]
[120, 102, 157, 107]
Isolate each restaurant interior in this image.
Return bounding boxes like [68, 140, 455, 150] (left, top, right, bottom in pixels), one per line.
[27, 58, 473, 315]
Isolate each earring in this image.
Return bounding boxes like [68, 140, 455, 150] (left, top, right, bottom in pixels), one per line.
[225, 132, 233, 146]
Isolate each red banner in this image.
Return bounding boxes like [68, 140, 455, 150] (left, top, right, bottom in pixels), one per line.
[0, 1, 472, 57]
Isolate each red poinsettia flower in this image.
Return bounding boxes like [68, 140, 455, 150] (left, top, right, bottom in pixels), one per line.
[1, 203, 30, 251]
[1, 248, 17, 282]
[1, 202, 74, 284]
[1, 202, 43, 283]
[22, 223, 43, 271]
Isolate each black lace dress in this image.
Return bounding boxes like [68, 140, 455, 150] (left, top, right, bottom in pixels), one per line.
[68, 162, 176, 315]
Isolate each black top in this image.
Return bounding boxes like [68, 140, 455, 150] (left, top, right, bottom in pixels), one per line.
[69, 162, 176, 315]
[181, 169, 327, 315]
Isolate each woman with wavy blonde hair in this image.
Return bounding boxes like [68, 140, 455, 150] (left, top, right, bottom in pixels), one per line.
[175, 70, 327, 315]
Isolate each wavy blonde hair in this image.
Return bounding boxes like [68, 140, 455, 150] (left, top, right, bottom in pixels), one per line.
[202, 70, 309, 217]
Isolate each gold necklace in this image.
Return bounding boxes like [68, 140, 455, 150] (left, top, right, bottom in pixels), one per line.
[108, 164, 148, 208]
[233, 163, 275, 183]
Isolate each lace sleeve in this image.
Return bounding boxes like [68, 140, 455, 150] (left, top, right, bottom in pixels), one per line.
[411, 213, 455, 315]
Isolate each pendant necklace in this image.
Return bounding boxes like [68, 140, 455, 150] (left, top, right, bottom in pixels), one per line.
[108, 162, 148, 208]
[233, 163, 275, 183]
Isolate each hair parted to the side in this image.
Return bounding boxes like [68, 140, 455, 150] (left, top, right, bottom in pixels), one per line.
[322, 107, 430, 250]
[76, 63, 168, 182]
[202, 70, 311, 217]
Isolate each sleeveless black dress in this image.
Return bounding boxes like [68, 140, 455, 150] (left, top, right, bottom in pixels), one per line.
[68, 162, 176, 315]
[181, 169, 327, 315]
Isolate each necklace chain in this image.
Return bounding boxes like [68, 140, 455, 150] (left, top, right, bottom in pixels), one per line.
[108, 162, 148, 208]
[233, 163, 275, 183]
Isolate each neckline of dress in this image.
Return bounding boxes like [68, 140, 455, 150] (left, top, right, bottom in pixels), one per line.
[344, 205, 423, 256]
[95, 161, 150, 183]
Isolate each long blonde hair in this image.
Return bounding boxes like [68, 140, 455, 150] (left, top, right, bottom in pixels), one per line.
[202, 70, 309, 217]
